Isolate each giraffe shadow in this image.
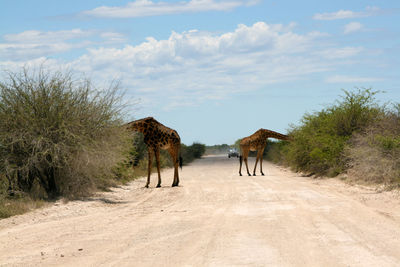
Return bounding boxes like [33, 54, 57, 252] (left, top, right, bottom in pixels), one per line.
[84, 197, 130, 205]
[141, 184, 183, 190]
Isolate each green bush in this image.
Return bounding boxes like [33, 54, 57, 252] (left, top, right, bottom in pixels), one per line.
[191, 142, 206, 158]
[180, 142, 206, 165]
[0, 68, 127, 199]
[268, 88, 384, 176]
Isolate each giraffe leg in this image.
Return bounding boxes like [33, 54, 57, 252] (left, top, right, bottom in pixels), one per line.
[173, 164, 179, 187]
[253, 152, 259, 176]
[168, 147, 179, 187]
[171, 146, 180, 187]
[259, 148, 265, 175]
[155, 148, 161, 188]
[242, 149, 251, 176]
[244, 157, 251, 176]
[174, 154, 180, 186]
[240, 146, 251, 176]
[239, 145, 245, 176]
[145, 149, 153, 188]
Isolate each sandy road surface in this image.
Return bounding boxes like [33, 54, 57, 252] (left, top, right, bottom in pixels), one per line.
[1, 155, 400, 266]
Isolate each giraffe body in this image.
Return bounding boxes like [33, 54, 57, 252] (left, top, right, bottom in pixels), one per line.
[239, 129, 288, 176]
[126, 117, 181, 188]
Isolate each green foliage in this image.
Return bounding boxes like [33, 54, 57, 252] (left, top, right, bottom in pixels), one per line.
[375, 135, 400, 151]
[191, 142, 206, 158]
[0, 68, 127, 199]
[180, 142, 206, 165]
[268, 88, 384, 176]
[332, 88, 383, 136]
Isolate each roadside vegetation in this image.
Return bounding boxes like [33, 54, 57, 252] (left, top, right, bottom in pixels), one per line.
[181, 142, 206, 164]
[205, 144, 230, 155]
[346, 104, 400, 187]
[0, 68, 205, 219]
[266, 88, 400, 188]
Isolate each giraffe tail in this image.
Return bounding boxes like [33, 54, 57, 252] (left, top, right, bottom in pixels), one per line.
[239, 155, 243, 176]
[179, 155, 183, 170]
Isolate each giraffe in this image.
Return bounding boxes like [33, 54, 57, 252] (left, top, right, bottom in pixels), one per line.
[239, 129, 289, 176]
[125, 117, 181, 188]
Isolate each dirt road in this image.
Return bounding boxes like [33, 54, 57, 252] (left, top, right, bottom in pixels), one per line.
[1, 155, 400, 266]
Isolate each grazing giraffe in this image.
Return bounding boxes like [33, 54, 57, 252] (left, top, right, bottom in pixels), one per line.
[126, 117, 181, 188]
[239, 129, 289, 176]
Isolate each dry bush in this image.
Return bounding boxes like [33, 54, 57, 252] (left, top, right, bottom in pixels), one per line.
[347, 108, 400, 186]
[347, 138, 399, 184]
[0, 67, 128, 199]
[57, 129, 131, 198]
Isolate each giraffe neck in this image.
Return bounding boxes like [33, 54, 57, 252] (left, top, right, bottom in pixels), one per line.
[260, 129, 288, 140]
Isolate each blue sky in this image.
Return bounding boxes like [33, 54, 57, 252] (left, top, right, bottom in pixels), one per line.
[1, 0, 399, 145]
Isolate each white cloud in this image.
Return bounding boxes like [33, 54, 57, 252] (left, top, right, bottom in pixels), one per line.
[4, 29, 88, 43]
[313, 6, 380, 20]
[0, 42, 85, 61]
[344, 22, 363, 34]
[326, 75, 383, 83]
[315, 47, 364, 59]
[81, 0, 258, 18]
[0, 29, 126, 60]
[1, 22, 368, 110]
[99, 32, 126, 43]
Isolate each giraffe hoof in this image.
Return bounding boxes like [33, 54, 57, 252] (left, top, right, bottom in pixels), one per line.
[253, 174, 256, 176]
[248, 174, 251, 176]
[239, 173, 242, 176]
[261, 173, 265, 176]
[156, 184, 161, 188]
[145, 185, 149, 188]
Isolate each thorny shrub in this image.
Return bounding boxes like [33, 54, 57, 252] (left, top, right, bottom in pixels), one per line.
[0, 68, 127, 199]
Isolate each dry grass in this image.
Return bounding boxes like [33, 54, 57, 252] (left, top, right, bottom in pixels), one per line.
[0, 197, 46, 219]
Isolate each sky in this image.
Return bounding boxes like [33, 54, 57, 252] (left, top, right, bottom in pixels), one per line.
[1, 0, 399, 145]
